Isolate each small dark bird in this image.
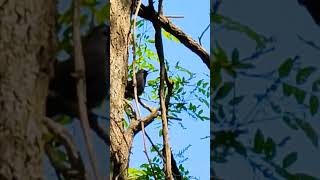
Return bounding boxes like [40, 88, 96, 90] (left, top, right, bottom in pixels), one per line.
[125, 69, 149, 99]
[46, 25, 109, 117]
[298, 0, 320, 25]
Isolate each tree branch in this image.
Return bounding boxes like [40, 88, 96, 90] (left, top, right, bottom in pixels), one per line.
[43, 118, 88, 180]
[139, 4, 209, 69]
[72, 1, 100, 179]
[153, 1, 173, 178]
[47, 90, 110, 146]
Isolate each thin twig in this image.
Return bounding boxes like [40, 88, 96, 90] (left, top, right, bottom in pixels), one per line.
[165, 15, 184, 19]
[198, 24, 209, 46]
[138, 97, 154, 112]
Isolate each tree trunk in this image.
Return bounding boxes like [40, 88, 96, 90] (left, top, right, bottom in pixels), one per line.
[110, 0, 132, 179]
[0, 0, 56, 179]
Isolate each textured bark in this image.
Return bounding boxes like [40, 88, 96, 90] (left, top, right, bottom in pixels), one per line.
[110, 0, 132, 179]
[0, 0, 56, 179]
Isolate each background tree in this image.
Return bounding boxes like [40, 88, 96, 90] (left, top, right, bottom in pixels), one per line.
[211, 0, 320, 179]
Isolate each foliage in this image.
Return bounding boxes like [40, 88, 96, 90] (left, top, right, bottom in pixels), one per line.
[211, 11, 320, 179]
[127, 17, 209, 179]
[128, 144, 194, 180]
[127, 19, 209, 125]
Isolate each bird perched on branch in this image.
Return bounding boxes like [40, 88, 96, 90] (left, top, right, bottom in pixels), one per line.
[125, 69, 149, 99]
[46, 24, 109, 117]
[298, 0, 320, 25]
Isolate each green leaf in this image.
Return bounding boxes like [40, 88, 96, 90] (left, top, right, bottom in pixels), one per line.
[123, 119, 128, 128]
[162, 30, 180, 43]
[309, 95, 319, 116]
[293, 87, 306, 104]
[282, 83, 294, 96]
[224, 65, 237, 77]
[296, 118, 318, 147]
[197, 79, 203, 86]
[128, 168, 147, 177]
[296, 66, 316, 84]
[159, 129, 163, 137]
[146, 39, 155, 43]
[264, 137, 276, 160]
[253, 129, 264, 153]
[278, 58, 294, 78]
[282, 152, 298, 168]
[213, 44, 228, 63]
[228, 96, 244, 105]
[214, 82, 234, 100]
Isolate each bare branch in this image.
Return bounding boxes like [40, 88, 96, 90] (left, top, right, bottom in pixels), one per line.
[139, 4, 209, 69]
[47, 90, 110, 146]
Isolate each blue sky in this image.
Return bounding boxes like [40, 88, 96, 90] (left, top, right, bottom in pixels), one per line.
[129, 0, 210, 179]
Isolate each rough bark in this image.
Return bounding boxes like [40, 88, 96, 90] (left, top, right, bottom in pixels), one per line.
[0, 0, 56, 179]
[110, 0, 132, 179]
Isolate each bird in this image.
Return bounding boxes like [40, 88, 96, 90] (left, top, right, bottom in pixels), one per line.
[125, 69, 149, 99]
[46, 24, 109, 117]
[298, 0, 320, 25]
